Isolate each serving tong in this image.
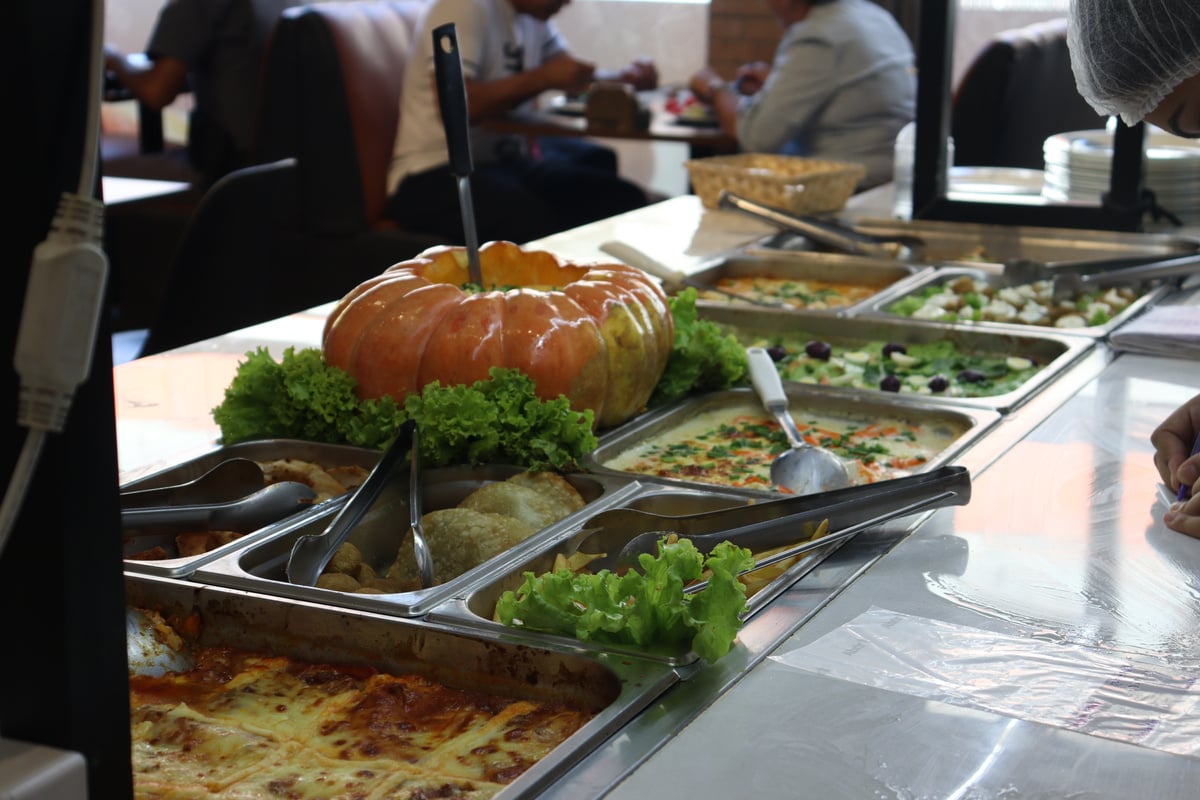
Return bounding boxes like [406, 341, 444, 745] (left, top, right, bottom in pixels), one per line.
[574, 465, 971, 575]
[1000, 250, 1200, 301]
[286, 420, 434, 589]
[119, 458, 318, 532]
[717, 190, 926, 261]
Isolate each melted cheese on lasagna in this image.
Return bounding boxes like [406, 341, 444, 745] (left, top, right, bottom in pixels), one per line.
[128, 644, 595, 799]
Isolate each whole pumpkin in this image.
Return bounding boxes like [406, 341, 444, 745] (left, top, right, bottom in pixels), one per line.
[322, 241, 674, 429]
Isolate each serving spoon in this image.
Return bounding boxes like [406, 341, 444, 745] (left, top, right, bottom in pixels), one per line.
[747, 346, 851, 496]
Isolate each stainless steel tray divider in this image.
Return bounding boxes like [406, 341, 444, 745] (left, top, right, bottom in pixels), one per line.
[191, 471, 646, 618]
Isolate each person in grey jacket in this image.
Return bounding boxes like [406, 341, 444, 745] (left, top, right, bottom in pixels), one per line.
[688, 0, 915, 189]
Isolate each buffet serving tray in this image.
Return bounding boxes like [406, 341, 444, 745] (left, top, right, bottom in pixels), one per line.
[583, 386, 998, 499]
[851, 265, 1174, 339]
[687, 250, 927, 315]
[751, 217, 1200, 267]
[124, 572, 677, 799]
[120, 439, 382, 578]
[192, 465, 641, 617]
[697, 304, 1096, 413]
[428, 477, 951, 666]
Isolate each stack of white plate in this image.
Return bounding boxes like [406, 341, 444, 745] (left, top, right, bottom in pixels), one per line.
[1042, 128, 1200, 224]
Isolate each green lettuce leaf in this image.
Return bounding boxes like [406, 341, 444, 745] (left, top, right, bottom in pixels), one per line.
[495, 537, 755, 662]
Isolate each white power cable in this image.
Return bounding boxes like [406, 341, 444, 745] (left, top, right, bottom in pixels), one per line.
[0, 0, 110, 559]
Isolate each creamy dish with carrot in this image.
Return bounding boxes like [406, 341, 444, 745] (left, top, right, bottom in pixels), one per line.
[602, 399, 965, 493]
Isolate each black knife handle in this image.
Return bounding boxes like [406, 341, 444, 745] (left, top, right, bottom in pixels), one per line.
[432, 23, 474, 177]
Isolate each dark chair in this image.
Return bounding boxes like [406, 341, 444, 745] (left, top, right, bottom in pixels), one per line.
[253, 0, 446, 281]
[139, 158, 340, 356]
[951, 17, 1104, 171]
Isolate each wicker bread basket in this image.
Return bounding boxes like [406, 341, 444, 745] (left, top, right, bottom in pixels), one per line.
[685, 153, 867, 213]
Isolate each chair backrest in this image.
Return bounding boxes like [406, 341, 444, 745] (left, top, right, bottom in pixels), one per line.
[951, 17, 1103, 171]
[255, 0, 425, 236]
[140, 158, 317, 356]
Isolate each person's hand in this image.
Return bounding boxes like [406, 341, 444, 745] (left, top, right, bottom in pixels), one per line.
[733, 61, 770, 95]
[541, 53, 596, 95]
[620, 57, 658, 91]
[688, 67, 725, 104]
[1152, 392, 1200, 537]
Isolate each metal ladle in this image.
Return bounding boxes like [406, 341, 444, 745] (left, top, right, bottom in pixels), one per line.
[433, 23, 483, 287]
[747, 346, 852, 496]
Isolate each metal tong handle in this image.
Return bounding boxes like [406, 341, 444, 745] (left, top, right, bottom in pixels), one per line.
[718, 189, 905, 259]
[600, 240, 790, 309]
[432, 23, 483, 287]
[684, 488, 962, 594]
[1079, 250, 1200, 289]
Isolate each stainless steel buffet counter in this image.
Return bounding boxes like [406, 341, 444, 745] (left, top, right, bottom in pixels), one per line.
[113, 195, 1200, 798]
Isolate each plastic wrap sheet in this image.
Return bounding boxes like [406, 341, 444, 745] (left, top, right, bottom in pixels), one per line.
[773, 607, 1200, 757]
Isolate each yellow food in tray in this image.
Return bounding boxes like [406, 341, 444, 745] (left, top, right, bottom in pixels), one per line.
[698, 275, 886, 310]
[602, 399, 962, 493]
[128, 621, 594, 799]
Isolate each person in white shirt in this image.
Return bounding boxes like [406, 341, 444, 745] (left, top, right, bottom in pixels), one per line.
[386, 0, 657, 244]
[688, 0, 915, 189]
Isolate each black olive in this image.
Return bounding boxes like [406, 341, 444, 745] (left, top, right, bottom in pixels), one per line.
[766, 344, 788, 362]
[881, 342, 907, 357]
[928, 375, 949, 392]
[957, 369, 986, 384]
[805, 340, 832, 360]
[880, 374, 902, 392]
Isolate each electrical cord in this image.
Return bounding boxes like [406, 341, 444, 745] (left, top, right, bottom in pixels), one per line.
[0, 0, 109, 560]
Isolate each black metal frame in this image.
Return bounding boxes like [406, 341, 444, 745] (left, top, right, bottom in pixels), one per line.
[911, 0, 1151, 232]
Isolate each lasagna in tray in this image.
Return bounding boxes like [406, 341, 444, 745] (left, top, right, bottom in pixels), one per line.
[129, 636, 596, 799]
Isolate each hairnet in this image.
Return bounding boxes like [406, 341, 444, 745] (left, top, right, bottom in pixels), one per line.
[1068, 0, 1200, 125]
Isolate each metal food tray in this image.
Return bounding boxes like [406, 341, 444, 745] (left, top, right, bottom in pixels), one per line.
[124, 572, 678, 799]
[688, 250, 928, 315]
[751, 217, 1200, 267]
[852, 265, 1174, 339]
[428, 479, 945, 666]
[120, 439, 382, 578]
[192, 465, 641, 617]
[583, 386, 998, 499]
[697, 304, 1096, 413]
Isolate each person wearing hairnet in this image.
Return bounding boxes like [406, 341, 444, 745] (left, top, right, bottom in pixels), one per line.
[1068, 0, 1200, 538]
[1068, 0, 1200, 135]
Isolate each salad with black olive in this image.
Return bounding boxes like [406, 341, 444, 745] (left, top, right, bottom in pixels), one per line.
[747, 337, 1041, 398]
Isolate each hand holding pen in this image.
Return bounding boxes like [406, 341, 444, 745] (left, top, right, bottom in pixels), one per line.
[1152, 393, 1200, 538]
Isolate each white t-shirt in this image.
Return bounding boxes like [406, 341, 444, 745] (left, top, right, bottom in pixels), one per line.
[387, 0, 568, 194]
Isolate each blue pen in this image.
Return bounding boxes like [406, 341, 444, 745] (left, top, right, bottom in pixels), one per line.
[1179, 433, 1200, 502]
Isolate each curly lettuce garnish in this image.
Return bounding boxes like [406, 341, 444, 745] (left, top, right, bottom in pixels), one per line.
[495, 538, 755, 662]
[211, 349, 596, 469]
[650, 287, 749, 407]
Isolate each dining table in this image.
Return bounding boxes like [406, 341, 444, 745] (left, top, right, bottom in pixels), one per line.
[483, 88, 739, 160]
[111, 192, 1200, 799]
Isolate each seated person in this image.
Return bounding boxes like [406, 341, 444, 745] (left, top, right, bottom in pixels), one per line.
[687, 0, 916, 189]
[104, 0, 271, 188]
[385, 0, 658, 245]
